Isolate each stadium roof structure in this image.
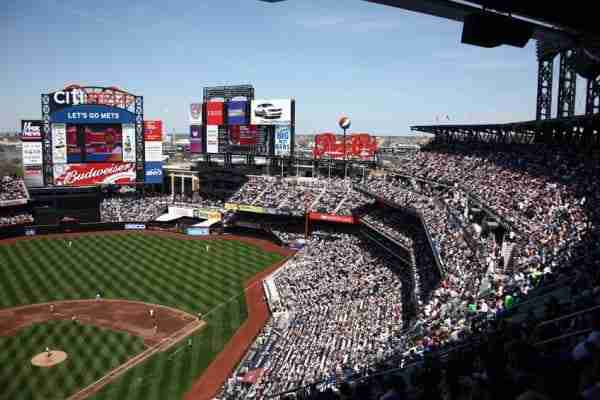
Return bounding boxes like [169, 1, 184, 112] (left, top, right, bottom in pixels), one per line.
[411, 114, 600, 147]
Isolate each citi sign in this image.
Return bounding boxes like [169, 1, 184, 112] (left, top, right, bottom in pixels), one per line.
[53, 89, 86, 106]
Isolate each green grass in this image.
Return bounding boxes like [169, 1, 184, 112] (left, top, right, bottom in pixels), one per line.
[0, 234, 284, 400]
[0, 321, 144, 400]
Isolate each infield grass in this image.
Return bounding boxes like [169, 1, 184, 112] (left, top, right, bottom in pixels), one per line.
[0, 234, 284, 400]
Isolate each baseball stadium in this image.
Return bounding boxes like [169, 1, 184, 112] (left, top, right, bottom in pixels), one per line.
[2, 1, 600, 400]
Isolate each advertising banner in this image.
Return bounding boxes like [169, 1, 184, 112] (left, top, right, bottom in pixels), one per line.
[125, 224, 146, 230]
[309, 212, 357, 224]
[207, 125, 219, 153]
[227, 101, 248, 125]
[238, 204, 266, 214]
[274, 125, 291, 156]
[50, 104, 136, 124]
[190, 125, 202, 153]
[122, 124, 136, 162]
[192, 209, 222, 220]
[189, 103, 203, 125]
[313, 133, 378, 160]
[144, 161, 163, 184]
[52, 123, 67, 164]
[143, 120, 163, 142]
[206, 101, 224, 125]
[22, 142, 43, 166]
[21, 120, 43, 141]
[235, 221, 261, 229]
[25, 228, 37, 236]
[224, 203, 239, 211]
[219, 125, 269, 154]
[53, 163, 136, 186]
[144, 141, 163, 162]
[23, 166, 44, 187]
[251, 99, 292, 125]
[186, 227, 209, 236]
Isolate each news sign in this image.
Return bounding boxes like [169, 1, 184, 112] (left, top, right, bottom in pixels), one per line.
[22, 142, 43, 166]
[53, 163, 136, 186]
[251, 99, 292, 125]
[144, 161, 163, 184]
[52, 123, 67, 164]
[206, 101, 224, 125]
[21, 120, 43, 141]
[227, 101, 248, 125]
[274, 125, 291, 156]
[189, 103, 203, 124]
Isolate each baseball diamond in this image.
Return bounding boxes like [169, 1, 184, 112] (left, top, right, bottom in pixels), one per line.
[0, 232, 289, 400]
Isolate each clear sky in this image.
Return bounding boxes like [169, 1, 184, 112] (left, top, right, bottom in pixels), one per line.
[0, 0, 590, 135]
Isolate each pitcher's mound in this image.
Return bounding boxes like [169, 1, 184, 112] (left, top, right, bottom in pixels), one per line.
[31, 350, 68, 367]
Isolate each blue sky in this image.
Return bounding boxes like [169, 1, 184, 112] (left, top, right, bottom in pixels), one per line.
[0, 0, 589, 134]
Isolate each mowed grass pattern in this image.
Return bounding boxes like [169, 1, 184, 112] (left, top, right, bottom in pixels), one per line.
[0, 321, 145, 400]
[0, 234, 284, 400]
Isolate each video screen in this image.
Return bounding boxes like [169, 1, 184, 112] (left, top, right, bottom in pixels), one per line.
[66, 124, 123, 163]
[84, 124, 123, 162]
[219, 125, 270, 154]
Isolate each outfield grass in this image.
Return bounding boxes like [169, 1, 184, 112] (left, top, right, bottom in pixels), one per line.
[0, 234, 284, 400]
[0, 321, 144, 400]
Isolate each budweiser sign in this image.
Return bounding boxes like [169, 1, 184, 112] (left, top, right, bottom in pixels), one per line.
[54, 163, 136, 186]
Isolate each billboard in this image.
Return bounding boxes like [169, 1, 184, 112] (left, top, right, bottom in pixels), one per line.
[50, 104, 136, 124]
[193, 208, 222, 220]
[313, 133, 378, 160]
[144, 141, 162, 162]
[122, 124, 136, 162]
[53, 163, 136, 186]
[251, 99, 292, 125]
[186, 227, 209, 236]
[207, 125, 219, 153]
[52, 123, 67, 164]
[309, 212, 357, 224]
[22, 142, 43, 166]
[274, 125, 291, 156]
[21, 120, 43, 141]
[219, 125, 270, 154]
[144, 161, 163, 184]
[143, 120, 162, 142]
[189, 103, 203, 125]
[190, 125, 202, 153]
[206, 101, 224, 125]
[227, 101, 248, 125]
[23, 166, 44, 187]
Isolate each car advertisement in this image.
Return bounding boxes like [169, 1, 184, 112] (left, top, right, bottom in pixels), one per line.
[227, 101, 248, 125]
[53, 163, 136, 186]
[23, 166, 44, 187]
[144, 161, 163, 184]
[250, 99, 292, 125]
[207, 125, 219, 153]
[21, 120, 43, 141]
[22, 142, 43, 166]
[189, 103, 203, 125]
[190, 125, 202, 153]
[122, 124, 136, 162]
[52, 123, 67, 164]
[206, 101, 224, 125]
[274, 125, 291, 156]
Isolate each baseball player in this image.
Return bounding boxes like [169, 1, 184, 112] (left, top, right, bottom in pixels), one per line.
[96, 292, 101, 301]
[45, 347, 51, 358]
[149, 309, 155, 319]
[68, 240, 72, 248]
[50, 304, 55, 314]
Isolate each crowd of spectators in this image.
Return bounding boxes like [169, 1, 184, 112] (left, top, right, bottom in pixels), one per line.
[0, 175, 28, 205]
[100, 194, 170, 222]
[0, 210, 34, 227]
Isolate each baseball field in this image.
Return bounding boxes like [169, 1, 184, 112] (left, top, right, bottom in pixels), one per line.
[0, 231, 289, 400]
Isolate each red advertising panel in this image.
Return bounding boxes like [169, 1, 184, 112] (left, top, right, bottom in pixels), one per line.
[53, 163, 136, 186]
[228, 125, 259, 146]
[144, 120, 163, 141]
[206, 101, 224, 125]
[313, 133, 378, 160]
[309, 212, 357, 224]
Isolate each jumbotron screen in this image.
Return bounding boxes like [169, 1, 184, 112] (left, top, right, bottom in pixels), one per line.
[67, 124, 123, 163]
